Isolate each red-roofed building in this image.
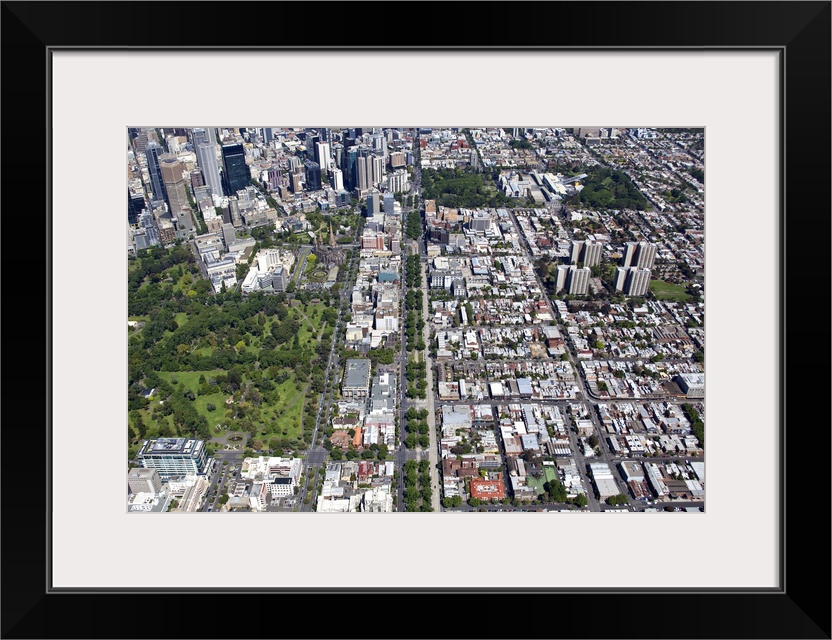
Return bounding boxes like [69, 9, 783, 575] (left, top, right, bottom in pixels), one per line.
[469, 474, 506, 501]
[358, 460, 372, 483]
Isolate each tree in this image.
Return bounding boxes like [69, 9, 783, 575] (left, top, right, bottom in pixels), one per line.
[206, 403, 217, 412]
[606, 494, 628, 506]
[574, 493, 588, 508]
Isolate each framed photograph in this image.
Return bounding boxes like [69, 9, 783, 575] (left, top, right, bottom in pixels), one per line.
[3, 1, 829, 638]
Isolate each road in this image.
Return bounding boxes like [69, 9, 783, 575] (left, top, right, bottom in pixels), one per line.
[296, 247, 358, 511]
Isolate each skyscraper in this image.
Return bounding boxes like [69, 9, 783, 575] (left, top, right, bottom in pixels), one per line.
[622, 241, 657, 269]
[366, 188, 381, 216]
[554, 265, 571, 293]
[128, 191, 145, 226]
[570, 240, 584, 264]
[267, 167, 283, 191]
[193, 128, 223, 198]
[614, 267, 652, 296]
[144, 141, 167, 203]
[383, 192, 395, 214]
[161, 158, 190, 215]
[355, 155, 370, 192]
[371, 154, 386, 186]
[614, 267, 629, 291]
[222, 143, 249, 195]
[625, 268, 651, 296]
[331, 167, 344, 191]
[304, 160, 322, 191]
[582, 241, 603, 268]
[566, 266, 591, 295]
[571, 239, 603, 267]
[315, 141, 331, 172]
[345, 146, 358, 191]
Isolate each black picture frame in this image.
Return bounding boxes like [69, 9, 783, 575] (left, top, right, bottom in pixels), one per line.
[2, 2, 829, 638]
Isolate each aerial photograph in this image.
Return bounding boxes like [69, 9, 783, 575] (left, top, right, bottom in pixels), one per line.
[126, 126, 705, 514]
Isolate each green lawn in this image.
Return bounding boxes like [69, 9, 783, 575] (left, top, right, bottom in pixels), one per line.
[158, 370, 225, 389]
[650, 279, 692, 302]
[150, 370, 305, 442]
[174, 312, 188, 328]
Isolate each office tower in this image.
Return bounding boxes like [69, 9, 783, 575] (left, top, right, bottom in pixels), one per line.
[304, 160, 322, 191]
[345, 146, 358, 191]
[554, 264, 571, 293]
[193, 128, 223, 198]
[366, 188, 381, 215]
[469, 211, 491, 231]
[128, 191, 145, 226]
[133, 130, 149, 155]
[389, 151, 406, 169]
[222, 223, 236, 249]
[128, 468, 162, 495]
[290, 171, 304, 193]
[319, 127, 331, 144]
[267, 167, 283, 190]
[371, 154, 386, 186]
[286, 155, 302, 172]
[264, 128, 274, 144]
[221, 143, 249, 195]
[136, 438, 210, 481]
[144, 142, 167, 203]
[383, 192, 395, 214]
[315, 141, 331, 171]
[566, 266, 590, 295]
[622, 241, 657, 269]
[190, 170, 205, 191]
[161, 158, 190, 215]
[228, 196, 242, 227]
[331, 167, 344, 191]
[371, 132, 387, 156]
[388, 168, 410, 193]
[354, 128, 364, 137]
[335, 189, 350, 208]
[355, 155, 370, 191]
[332, 142, 344, 169]
[306, 132, 319, 158]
